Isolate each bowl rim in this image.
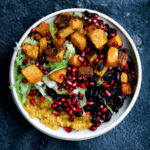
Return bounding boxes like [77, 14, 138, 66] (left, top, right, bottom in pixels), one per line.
[9, 8, 142, 141]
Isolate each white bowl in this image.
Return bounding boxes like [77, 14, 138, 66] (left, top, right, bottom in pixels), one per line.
[9, 8, 142, 141]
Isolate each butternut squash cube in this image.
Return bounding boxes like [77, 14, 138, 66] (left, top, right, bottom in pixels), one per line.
[86, 51, 98, 65]
[108, 34, 123, 48]
[70, 31, 87, 51]
[21, 65, 43, 84]
[87, 29, 108, 50]
[22, 44, 39, 60]
[69, 18, 83, 29]
[121, 83, 132, 95]
[58, 26, 74, 38]
[78, 29, 87, 35]
[68, 55, 82, 67]
[49, 69, 67, 83]
[106, 47, 119, 67]
[85, 24, 97, 32]
[34, 33, 41, 41]
[39, 37, 47, 56]
[121, 72, 128, 83]
[52, 37, 66, 48]
[36, 22, 49, 36]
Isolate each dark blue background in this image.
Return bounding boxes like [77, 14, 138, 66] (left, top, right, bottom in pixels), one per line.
[0, 0, 150, 150]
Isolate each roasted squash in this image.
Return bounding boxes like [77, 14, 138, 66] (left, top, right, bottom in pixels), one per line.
[78, 66, 93, 77]
[39, 37, 47, 56]
[86, 50, 98, 65]
[84, 24, 97, 32]
[121, 72, 128, 83]
[36, 22, 49, 37]
[52, 37, 66, 48]
[118, 51, 128, 68]
[21, 65, 43, 84]
[121, 83, 132, 95]
[68, 55, 82, 67]
[69, 18, 83, 29]
[58, 26, 74, 38]
[49, 69, 67, 83]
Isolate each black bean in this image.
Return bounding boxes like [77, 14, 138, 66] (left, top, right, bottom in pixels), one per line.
[116, 72, 120, 81]
[91, 116, 99, 123]
[104, 111, 112, 122]
[97, 63, 104, 71]
[74, 112, 83, 117]
[39, 56, 46, 65]
[113, 106, 119, 113]
[47, 68, 51, 72]
[84, 11, 91, 17]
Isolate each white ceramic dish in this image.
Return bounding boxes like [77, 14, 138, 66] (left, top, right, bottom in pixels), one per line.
[9, 8, 142, 141]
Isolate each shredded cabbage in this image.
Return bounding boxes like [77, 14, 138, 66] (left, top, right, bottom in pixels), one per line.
[103, 98, 115, 114]
[73, 12, 82, 18]
[23, 37, 39, 45]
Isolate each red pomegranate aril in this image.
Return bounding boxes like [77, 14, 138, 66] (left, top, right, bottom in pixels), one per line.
[23, 59, 30, 65]
[60, 74, 65, 80]
[102, 114, 106, 119]
[101, 107, 108, 113]
[63, 103, 68, 108]
[85, 47, 90, 52]
[67, 99, 72, 105]
[47, 44, 51, 49]
[56, 82, 60, 86]
[73, 93, 78, 97]
[29, 90, 37, 96]
[87, 101, 94, 106]
[131, 70, 135, 75]
[67, 74, 72, 80]
[61, 98, 66, 102]
[98, 54, 104, 59]
[90, 82, 95, 86]
[100, 104, 104, 109]
[58, 87, 62, 92]
[87, 18, 92, 24]
[72, 98, 77, 105]
[43, 70, 48, 75]
[46, 31, 50, 36]
[95, 122, 101, 127]
[93, 13, 99, 18]
[56, 101, 62, 105]
[68, 88, 73, 94]
[97, 112, 101, 116]
[76, 102, 81, 108]
[65, 107, 70, 112]
[99, 24, 104, 29]
[69, 116, 74, 122]
[103, 83, 110, 88]
[94, 58, 99, 64]
[83, 60, 87, 66]
[84, 21, 88, 26]
[93, 19, 98, 24]
[72, 67, 78, 72]
[71, 76, 76, 81]
[68, 110, 73, 116]
[39, 65, 43, 70]
[76, 108, 82, 113]
[35, 61, 40, 67]
[81, 51, 86, 57]
[67, 66, 72, 71]
[66, 80, 72, 87]
[110, 80, 114, 85]
[78, 56, 84, 63]
[77, 76, 82, 81]
[85, 111, 91, 115]
[72, 82, 78, 87]
[113, 84, 117, 89]
[90, 126, 97, 131]
[31, 28, 36, 33]
[105, 90, 111, 97]
[123, 49, 128, 53]
[124, 64, 128, 71]
[53, 110, 59, 116]
[83, 77, 87, 81]
[113, 41, 118, 47]
[51, 103, 58, 109]
[71, 72, 76, 76]
[109, 33, 116, 38]
[22, 79, 28, 83]
[40, 96, 45, 102]
[30, 99, 36, 106]
[64, 127, 72, 133]
[78, 93, 83, 99]
[80, 83, 86, 89]
[103, 25, 108, 31]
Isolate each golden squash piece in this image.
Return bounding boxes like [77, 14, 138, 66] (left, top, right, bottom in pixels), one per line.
[87, 29, 108, 50]
[121, 72, 128, 83]
[78, 29, 87, 35]
[21, 65, 43, 84]
[36, 22, 49, 36]
[84, 24, 97, 32]
[22, 43, 39, 60]
[39, 37, 47, 56]
[70, 31, 87, 51]
[108, 34, 123, 48]
[69, 18, 83, 29]
[78, 66, 93, 77]
[118, 51, 128, 68]
[68, 55, 82, 67]
[58, 26, 74, 38]
[34, 33, 41, 41]
[49, 69, 67, 83]
[121, 83, 132, 95]
[94, 61, 108, 77]
[86, 50, 98, 65]
[52, 37, 66, 48]
[106, 47, 119, 67]
[45, 47, 65, 62]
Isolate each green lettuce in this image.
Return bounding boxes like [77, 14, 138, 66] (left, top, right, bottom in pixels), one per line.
[103, 98, 115, 115]
[23, 37, 39, 45]
[73, 12, 82, 18]
[49, 22, 56, 39]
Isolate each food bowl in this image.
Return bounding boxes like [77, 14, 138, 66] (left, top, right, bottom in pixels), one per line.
[9, 8, 142, 141]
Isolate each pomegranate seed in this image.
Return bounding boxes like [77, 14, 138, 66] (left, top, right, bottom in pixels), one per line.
[113, 84, 117, 89]
[95, 122, 101, 127]
[98, 54, 104, 59]
[67, 66, 72, 71]
[93, 19, 98, 23]
[43, 70, 48, 75]
[68, 110, 73, 116]
[67, 74, 72, 80]
[72, 76, 76, 81]
[94, 58, 100, 64]
[123, 49, 128, 53]
[23, 59, 30, 65]
[76, 108, 82, 113]
[80, 83, 86, 89]
[87, 101, 94, 105]
[62, 81, 66, 87]
[63, 103, 68, 108]
[56, 101, 62, 105]
[100, 104, 104, 108]
[64, 127, 72, 132]
[40, 96, 45, 102]
[97, 112, 101, 116]
[53, 110, 59, 116]
[69, 116, 74, 121]
[71, 72, 76, 76]
[31, 28, 36, 33]
[93, 13, 99, 18]
[46, 31, 50, 36]
[90, 82, 95, 86]
[76, 101, 81, 108]
[85, 47, 90, 52]
[86, 82, 89, 86]
[110, 80, 114, 85]
[78, 93, 83, 99]
[72, 81, 78, 87]
[47, 44, 51, 49]
[39, 65, 43, 70]
[109, 33, 116, 38]
[131, 70, 135, 75]
[78, 56, 84, 63]
[30, 99, 36, 106]
[71, 105, 76, 111]
[72, 98, 77, 105]
[103, 83, 110, 88]
[103, 25, 108, 31]
[113, 41, 118, 47]
[124, 64, 128, 71]
[84, 21, 88, 26]
[60, 74, 65, 80]
[83, 60, 87, 66]
[72, 93, 77, 97]
[99, 20, 103, 25]
[99, 24, 104, 29]
[67, 99, 72, 105]
[85, 111, 91, 115]
[102, 114, 106, 119]
[61, 98, 66, 102]
[56, 82, 60, 86]
[22, 79, 28, 83]
[81, 51, 86, 57]
[87, 18, 92, 24]
[72, 67, 78, 72]
[29, 90, 37, 96]
[90, 126, 97, 131]
[65, 107, 70, 112]
[58, 87, 62, 92]
[35, 61, 40, 67]
[66, 80, 72, 87]
[77, 76, 82, 81]
[105, 90, 111, 97]
[101, 107, 108, 113]
[68, 88, 73, 94]
[51, 103, 58, 109]
[83, 77, 87, 81]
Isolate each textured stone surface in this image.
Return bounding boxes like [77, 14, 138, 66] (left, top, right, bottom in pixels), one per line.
[0, 0, 150, 150]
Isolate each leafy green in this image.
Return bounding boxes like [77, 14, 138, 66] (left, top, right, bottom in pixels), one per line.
[103, 98, 115, 115]
[73, 12, 82, 18]
[52, 86, 68, 95]
[49, 22, 56, 39]
[23, 37, 39, 45]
